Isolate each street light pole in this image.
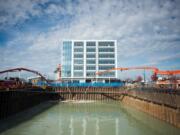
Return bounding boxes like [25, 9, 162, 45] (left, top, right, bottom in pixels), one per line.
[143, 69, 146, 85]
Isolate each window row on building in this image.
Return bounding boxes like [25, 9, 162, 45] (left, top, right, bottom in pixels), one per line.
[74, 48, 83, 52]
[74, 42, 83, 47]
[74, 59, 83, 64]
[74, 71, 83, 77]
[74, 54, 115, 59]
[73, 59, 115, 64]
[73, 48, 115, 53]
[98, 48, 114, 52]
[73, 65, 114, 71]
[73, 41, 115, 47]
[87, 54, 96, 58]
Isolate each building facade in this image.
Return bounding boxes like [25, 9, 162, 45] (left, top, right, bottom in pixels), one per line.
[61, 40, 117, 83]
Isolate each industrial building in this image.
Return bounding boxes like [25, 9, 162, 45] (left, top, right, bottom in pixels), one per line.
[61, 40, 117, 83]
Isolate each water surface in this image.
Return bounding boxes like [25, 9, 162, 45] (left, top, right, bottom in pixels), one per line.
[0, 101, 180, 135]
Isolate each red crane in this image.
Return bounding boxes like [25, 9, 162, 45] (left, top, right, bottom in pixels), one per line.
[96, 66, 180, 80]
[54, 64, 62, 81]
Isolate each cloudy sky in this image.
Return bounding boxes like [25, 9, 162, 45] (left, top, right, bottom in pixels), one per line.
[0, 0, 180, 79]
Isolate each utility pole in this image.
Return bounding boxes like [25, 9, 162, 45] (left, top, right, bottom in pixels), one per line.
[143, 69, 146, 85]
[19, 71, 21, 79]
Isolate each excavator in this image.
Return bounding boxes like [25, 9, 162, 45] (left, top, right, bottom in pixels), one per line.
[96, 66, 180, 89]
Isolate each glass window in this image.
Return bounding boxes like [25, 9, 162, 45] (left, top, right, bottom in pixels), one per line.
[86, 66, 96, 70]
[86, 72, 96, 77]
[99, 54, 114, 58]
[63, 41, 72, 49]
[74, 54, 83, 58]
[98, 41, 114, 47]
[99, 48, 114, 52]
[99, 60, 115, 64]
[87, 48, 96, 52]
[74, 59, 83, 64]
[74, 66, 83, 70]
[86, 42, 96, 47]
[99, 72, 115, 77]
[62, 41, 72, 77]
[74, 72, 83, 77]
[74, 48, 83, 52]
[87, 60, 96, 64]
[74, 42, 83, 47]
[87, 54, 96, 58]
[99, 66, 114, 70]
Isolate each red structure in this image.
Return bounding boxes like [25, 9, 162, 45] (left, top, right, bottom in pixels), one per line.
[0, 67, 48, 90]
[96, 66, 180, 88]
[54, 64, 62, 81]
[0, 67, 47, 81]
[96, 66, 180, 77]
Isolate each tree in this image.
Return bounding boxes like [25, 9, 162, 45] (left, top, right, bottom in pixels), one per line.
[136, 76, 142, 82]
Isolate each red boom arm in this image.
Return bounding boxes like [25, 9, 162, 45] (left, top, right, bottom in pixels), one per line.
[0, 68, 48, 82]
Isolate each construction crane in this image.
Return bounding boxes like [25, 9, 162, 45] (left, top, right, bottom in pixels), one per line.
[96, 66, 180, 77]
[96, 66, 180, 88]
[96, 66, 156, 81]
[0, 67, 48, 90]
[54, 64, 62, 81]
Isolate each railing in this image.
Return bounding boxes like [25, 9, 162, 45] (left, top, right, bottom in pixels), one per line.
[36, 82, 124, 88]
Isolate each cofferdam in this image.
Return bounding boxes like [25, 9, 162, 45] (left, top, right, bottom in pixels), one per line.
[0, 101, 180, 135]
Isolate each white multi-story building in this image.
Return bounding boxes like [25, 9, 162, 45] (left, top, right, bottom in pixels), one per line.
[61, 40, 117, 83]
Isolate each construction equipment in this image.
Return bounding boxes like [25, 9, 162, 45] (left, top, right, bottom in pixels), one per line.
[54, 64, 62, 81]
[96, 66, 180, 77]
[96, 66, 180, 89]
[0, 68, 48, 82]
[0, 67, 48, 90]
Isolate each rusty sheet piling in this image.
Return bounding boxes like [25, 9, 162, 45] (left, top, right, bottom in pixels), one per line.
[0, 89, 59, 120]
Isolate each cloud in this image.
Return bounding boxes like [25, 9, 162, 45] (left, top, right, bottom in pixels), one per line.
[0, 0, 48, 29]
[0, 0, 180, 79]
[147, 53, 180, 66]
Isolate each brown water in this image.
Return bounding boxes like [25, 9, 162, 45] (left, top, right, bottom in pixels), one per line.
[0, 101, 180, 135]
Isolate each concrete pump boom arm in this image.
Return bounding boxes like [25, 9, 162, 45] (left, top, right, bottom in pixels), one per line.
[0, 67, 48, 82]
[96, 66, 180, 76]
[96, 67, 158, 75]
[155, 70, 180, 75]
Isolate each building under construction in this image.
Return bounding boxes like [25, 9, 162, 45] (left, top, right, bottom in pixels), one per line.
[61, 40, 117, 83]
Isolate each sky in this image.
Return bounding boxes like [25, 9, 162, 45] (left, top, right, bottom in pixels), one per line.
[0, 0, 180, 79]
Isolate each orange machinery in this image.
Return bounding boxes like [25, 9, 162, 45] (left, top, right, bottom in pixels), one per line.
[54, 64, 62, 81]
[96, 66, 180, 88]
[96, 66, 180, 77]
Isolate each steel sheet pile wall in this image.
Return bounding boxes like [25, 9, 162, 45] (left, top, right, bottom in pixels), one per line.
[56, 87, 121, 100]
[122, 89, 180, 128]
[126, 89, 180, 109]
[0, 90, 58, 120]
